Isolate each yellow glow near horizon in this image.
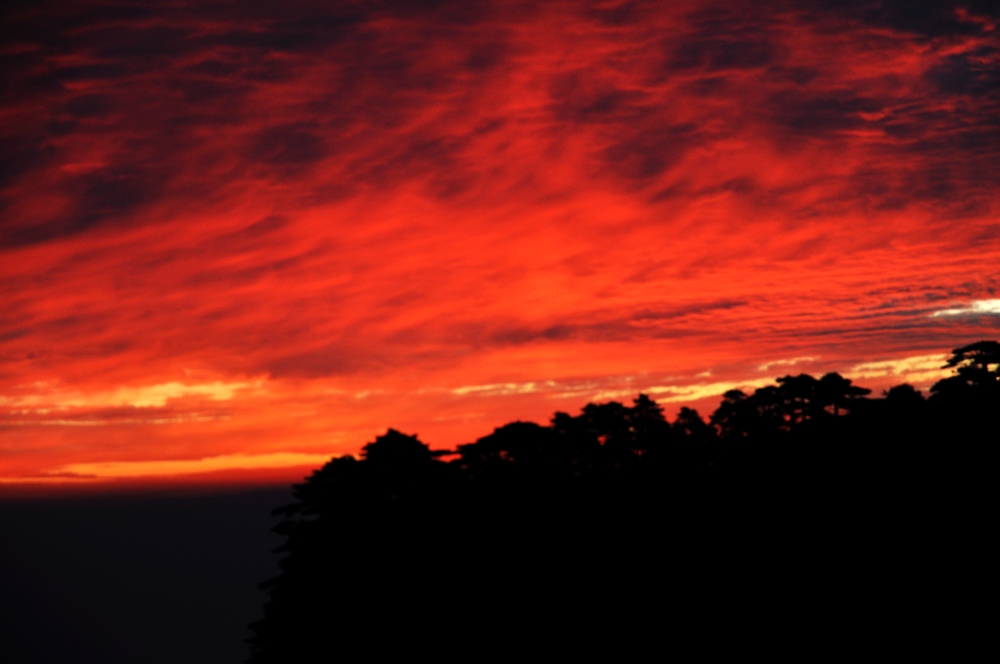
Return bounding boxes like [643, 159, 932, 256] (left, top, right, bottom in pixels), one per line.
[0, 379, 267, 412]
[848, 354, 950, 387]
[50, 452, 333, 479]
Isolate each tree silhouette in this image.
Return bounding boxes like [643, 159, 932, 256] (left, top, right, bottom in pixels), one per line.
[249, 340, 999, 661]
[883, 383, 924, 405]
[817, 372, 871, 417]
[673, 406, 714, 444]
[776, 373, 820, 424]
[931, 340, 1000, 399]
[361, 428, 438, 466]
[710, 390, 756, 440]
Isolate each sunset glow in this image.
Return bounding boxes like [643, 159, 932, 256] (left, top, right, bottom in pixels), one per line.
[2, 0, 997, 490]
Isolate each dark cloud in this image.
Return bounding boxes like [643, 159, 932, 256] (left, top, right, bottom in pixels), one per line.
[0, 134, 54, 190]
[378, 0, 509, 26]
[62, 93, 113, 118]
[470, 299, 751, 348]
[0, 327, 30, 343]
[484, 321, 634, 346]
[90, 25, 192, 61]
[184, 59, 243, 78]
[197, 215, 296, 256]
[650, 176, 758, 205]
[489, 320, 706, 346]
[1, 162, 165, 247]
[669, 7, 777, 72]
[0, 140, 205, 246]
[767, 90, 885, 134]
[204, 14, 362, 54]
[765, 66, 821, 86]
[463, 41, 510, 71]
[183, 250, 318, 289]
[340, 129, 479, 198]
[52, 63, 130, 84]
[73, 165, 162, 224]
[264, 344, 364, 378]
[682, 75, 731, 97]
[585, 0, 644, 26]
[810, 0, 999, 39]
[0, 49, 55, 102]
[229, 215, 291, 240]
[602, 124, 695, 181]
[191, 80, 256, 105]
[346, 42, 448, 94]
[631, 300, 749, 320]
[489, 324, 578, 345]
[550, 73, 650, 124]
[250, 123, 329, 168]
[924, 46, 1000, 97]
[671, 34, 775, 71]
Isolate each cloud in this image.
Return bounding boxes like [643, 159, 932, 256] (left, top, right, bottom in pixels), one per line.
[925, 46, 1000, 97]
[848, 353, 950, 386]
[0, 379, 264, 418]
[811, 0, 999, 39]
[451, 381, 543, 396]
[249, 123, 330, 169]
[757, 357, 817, 372]
[931, 299, 1000, 317]
[669, 7, 777, 72]
[642, 378, 777, 402]
[449, 374, 779, 406]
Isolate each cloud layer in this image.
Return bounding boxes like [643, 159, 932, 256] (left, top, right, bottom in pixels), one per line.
[1, 0, 998, 486]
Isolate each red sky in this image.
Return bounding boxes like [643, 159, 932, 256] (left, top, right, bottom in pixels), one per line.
[1, 0, 998, 491]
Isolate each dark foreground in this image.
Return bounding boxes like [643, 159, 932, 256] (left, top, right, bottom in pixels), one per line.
[250, 342, 997, 660]
[2, 342, 995, 661]
[0, 487, 289, 664]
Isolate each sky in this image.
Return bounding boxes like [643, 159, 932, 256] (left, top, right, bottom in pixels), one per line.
[1, 0, 998, 491]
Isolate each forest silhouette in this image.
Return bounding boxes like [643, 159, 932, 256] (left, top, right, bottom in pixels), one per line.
[248, 341, 997, 660]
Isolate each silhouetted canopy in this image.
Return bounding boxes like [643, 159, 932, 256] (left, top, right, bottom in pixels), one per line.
[250, 340, 998, 661]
